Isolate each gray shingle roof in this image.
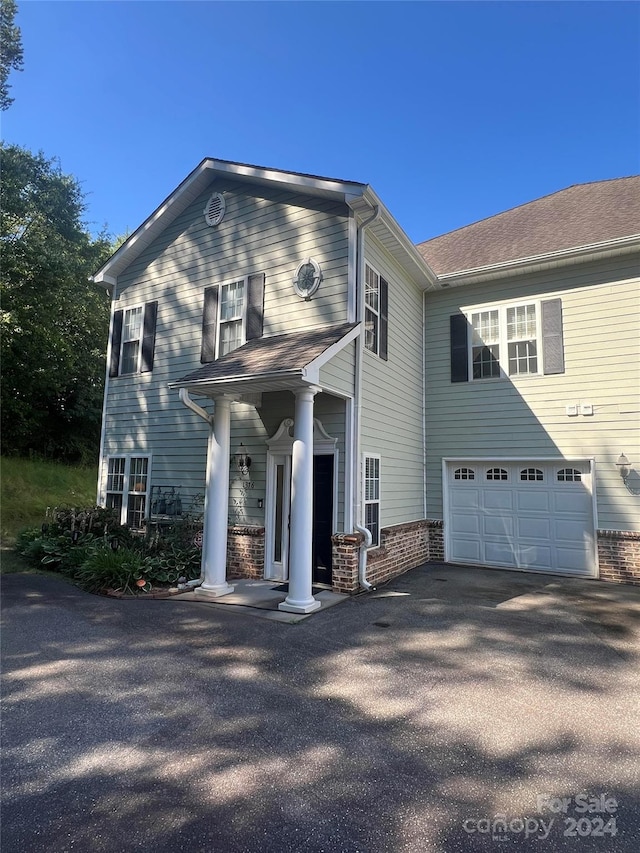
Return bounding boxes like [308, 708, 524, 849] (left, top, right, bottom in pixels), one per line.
[417, 176, 640, 276]
[173, 322, 357, 386]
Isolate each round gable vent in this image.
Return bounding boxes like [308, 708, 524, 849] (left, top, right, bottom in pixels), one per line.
[204, 192, 226, 227]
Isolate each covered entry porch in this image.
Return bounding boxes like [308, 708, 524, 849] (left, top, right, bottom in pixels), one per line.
[169, 323, 358, 614]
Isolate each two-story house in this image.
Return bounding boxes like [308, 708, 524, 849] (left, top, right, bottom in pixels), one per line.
[91, 160, 640, 611]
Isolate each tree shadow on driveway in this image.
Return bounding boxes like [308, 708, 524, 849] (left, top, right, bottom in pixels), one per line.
[2, 565, 639, 852]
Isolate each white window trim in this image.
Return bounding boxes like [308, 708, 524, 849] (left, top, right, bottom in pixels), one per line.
[120, 303, 146, 376]
[465, 298, 542, 381]
[104, 454, 152, 529]
[215, 276, 248, 359]
[362, 453, 381, 548]
[364, 261, 380, 356]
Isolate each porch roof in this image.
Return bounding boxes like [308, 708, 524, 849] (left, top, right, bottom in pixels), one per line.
[169, 322, 359, 398]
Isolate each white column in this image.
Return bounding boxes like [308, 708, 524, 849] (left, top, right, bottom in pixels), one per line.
[196, 395, 235, 599]
[279, 386, 321, 614]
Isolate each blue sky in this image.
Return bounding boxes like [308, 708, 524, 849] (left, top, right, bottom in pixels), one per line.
[4, 1, 639, 243]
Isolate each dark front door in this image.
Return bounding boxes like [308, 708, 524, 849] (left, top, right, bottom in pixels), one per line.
[312, 454, 334, 585]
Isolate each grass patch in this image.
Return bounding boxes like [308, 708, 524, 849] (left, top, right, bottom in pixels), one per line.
[1, 457, 98, 544]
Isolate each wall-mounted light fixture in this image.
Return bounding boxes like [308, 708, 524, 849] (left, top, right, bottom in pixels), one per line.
[232, 443, 252, 475]
[616, 452, 631, 483]
[615, 452, 639, 494]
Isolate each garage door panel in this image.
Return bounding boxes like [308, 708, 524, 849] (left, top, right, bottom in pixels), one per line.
[554, 519, 591, 543]
[556, 547, 591, 572]
[517, 516, 551, 540]
[450, 513, 480, 534]
[450, 539, 482, 562]
[484, 491, 513, 511]
[518, 545, 552, 570]
[551, 491, 591, 515]
[484, 515, 515, 536]
[516, 490, 551, 512]
[485, 542, 517, 566]
[451, 489, 480, 509]
[446, 460, 595, 578]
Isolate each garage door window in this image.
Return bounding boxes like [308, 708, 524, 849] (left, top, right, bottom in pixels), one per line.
[486, 468, 508, 481]
[557, 468, 582, 482]
[454, 467, 475, 480]
[520, 468, 544, 481]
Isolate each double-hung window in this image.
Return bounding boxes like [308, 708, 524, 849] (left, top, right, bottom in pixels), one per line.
[451, 298, 564, 383]
[471, 302, 539, 379]
[120, 306, 143, 374]
[201, 272, 265, 363]
[110, 301, 158, 377]
[363, 263, 389, 361]
[363, 455, 381, 547]
[219, 279, 245, 356]
[105, 455, 150, 529]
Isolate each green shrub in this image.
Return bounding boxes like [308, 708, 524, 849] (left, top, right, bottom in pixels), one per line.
[75, 548, 145, 595]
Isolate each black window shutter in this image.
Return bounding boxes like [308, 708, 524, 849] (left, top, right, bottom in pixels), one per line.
[450, 314, 469, 382]
[541, 298, 565, 374]
[140, 301, 158, 373]
[109, 310, 123, 377]
[246, 272, 265, 341]
[379, 277, 389, 361]
[201, 286, 219, 363]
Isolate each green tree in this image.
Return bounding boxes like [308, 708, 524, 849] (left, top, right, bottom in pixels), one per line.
[0, 0, 23, 111]
[1, 144, 113, 462]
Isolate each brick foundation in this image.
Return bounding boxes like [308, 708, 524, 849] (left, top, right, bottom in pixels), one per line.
[226, 525, 265, 580]
[331, 519, 439, 594]
[597, 530, 640, 586]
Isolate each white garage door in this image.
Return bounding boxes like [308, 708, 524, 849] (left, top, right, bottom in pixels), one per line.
[445, 459, 596, 577]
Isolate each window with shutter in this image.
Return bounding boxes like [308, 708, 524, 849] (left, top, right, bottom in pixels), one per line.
[450, 298, 564, 382]
[110, 302, 158, 377]
[200, 273, 264, 363]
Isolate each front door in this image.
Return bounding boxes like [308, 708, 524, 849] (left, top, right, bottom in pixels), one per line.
[312, 454, 334, 585]
[265, 452, 334, 585]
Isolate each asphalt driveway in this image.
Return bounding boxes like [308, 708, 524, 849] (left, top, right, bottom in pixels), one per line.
[2, 564, 639, 852]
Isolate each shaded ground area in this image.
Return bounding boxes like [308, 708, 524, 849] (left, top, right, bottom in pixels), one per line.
[2, 564, 639, 852]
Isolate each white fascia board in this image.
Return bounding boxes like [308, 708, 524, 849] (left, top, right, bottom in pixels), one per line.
[351, 188, 439, 291]
[168, 368, 304, 391]
[209, 159, 366, 200]
[91, 159, 367, 285]
[437, 234, 640, 287]
[303, 324, 361, 374]
[92, 159, 215, 283]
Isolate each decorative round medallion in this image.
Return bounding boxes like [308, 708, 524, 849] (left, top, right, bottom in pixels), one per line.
[204, 192, 226, 227]
[293, 257, 322, 300]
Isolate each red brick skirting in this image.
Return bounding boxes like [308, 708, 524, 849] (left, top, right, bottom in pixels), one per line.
[227, 525, 265, 580]
[332, 519, 441, 594]
[597, 529, 640, 586]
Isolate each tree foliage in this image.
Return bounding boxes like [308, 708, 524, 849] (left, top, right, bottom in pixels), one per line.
[1, 143, 113, 462]
[0, 0, 23, 111]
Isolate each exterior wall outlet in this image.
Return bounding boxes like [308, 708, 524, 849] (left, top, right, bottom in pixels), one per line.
[581, 403, 594, 416]
[566, 404, 578, 416]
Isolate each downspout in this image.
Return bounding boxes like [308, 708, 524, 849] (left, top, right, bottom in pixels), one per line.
[179, 388, 213, 425]
[353, 202, 380, 591]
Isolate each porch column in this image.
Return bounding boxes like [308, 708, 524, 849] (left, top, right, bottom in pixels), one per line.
[196, 395, 235, 599]
[279, 385, 322, 614]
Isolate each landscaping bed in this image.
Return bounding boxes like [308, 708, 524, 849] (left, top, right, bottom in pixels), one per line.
[15, 506, 203, 597]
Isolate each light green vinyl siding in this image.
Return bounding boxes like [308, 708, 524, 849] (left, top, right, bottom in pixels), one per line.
[360, 233, 425, 528]
[319, 342, 356, 397]
[226, 392, 346, 529]
[425, 255, 640, 531]
[102, 179, 350, 520]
